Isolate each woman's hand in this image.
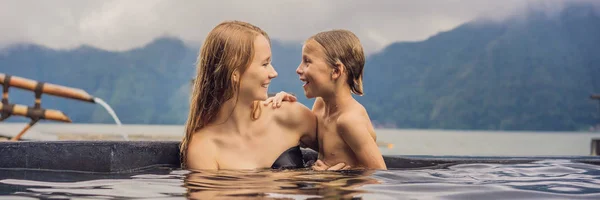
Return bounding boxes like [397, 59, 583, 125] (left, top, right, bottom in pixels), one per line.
[311, 160, 351, 171]
[264, 91, 297, 108]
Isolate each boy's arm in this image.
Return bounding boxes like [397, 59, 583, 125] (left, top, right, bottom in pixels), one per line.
[262, 91, 324, 113]
[337, 114, 387, 170]
[263, 91, 297, 108]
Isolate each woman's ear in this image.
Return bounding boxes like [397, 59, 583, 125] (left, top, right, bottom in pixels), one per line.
[232, 70, 240, 83]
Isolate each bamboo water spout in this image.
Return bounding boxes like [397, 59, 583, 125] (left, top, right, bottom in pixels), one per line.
[0, 73, 94, 141]
[0, 102, 71, 122]
[0, 73, 95, 103]
[0, 102, 72, 141]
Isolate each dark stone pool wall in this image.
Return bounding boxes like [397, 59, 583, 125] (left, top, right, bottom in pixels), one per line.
[1, 141, 600, 173]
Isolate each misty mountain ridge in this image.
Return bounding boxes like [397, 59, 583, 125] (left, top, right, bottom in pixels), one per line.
[1, 3, 599, 131]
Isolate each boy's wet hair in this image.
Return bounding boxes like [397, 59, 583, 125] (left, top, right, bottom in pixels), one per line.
[308, 30, 365, 95]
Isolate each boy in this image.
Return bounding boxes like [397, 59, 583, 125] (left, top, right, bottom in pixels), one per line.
[265, 30, 387, 170]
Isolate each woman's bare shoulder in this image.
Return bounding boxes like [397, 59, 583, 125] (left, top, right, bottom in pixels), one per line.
[267, 102, 313, 127]
[186, 129, 220, 169]
[188, 129, 219, 154]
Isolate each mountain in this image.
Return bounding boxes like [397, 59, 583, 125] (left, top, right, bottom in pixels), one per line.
[1, 3, 599, 131]
[1, 37, 196, 124]
[360, 4, 600, 131]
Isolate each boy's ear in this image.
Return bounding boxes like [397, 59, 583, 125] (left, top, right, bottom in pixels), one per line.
[331, 61, 344, 80]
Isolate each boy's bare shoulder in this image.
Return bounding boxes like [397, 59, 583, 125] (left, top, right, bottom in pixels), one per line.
[336, 111, 368, 132]
[336, 101, 372, 132]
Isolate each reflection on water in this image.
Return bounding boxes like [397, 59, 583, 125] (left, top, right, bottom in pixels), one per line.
[185, 169, 379, 199]
[2, 160, 600, 199]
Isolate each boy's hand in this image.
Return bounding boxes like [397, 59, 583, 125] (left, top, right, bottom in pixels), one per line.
[263, 91, 297, 108]
[311, 160, 351, 171]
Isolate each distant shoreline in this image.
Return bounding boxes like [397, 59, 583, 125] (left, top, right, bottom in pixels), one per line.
[2, 122, 599, 156]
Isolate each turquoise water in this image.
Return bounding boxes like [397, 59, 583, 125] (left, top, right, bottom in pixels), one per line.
[2, 160, 600, 199]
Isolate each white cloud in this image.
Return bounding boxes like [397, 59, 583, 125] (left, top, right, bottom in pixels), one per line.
[0, 0, 597, 54]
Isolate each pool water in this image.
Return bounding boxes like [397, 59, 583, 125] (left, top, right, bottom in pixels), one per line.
[2, 160, 600, 199]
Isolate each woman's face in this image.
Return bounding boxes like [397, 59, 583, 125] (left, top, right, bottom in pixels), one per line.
[296, 40, 333, 98]
[238, 35, 278, 101]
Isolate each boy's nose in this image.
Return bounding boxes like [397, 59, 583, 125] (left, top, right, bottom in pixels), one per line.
[296, 65, 303, 75]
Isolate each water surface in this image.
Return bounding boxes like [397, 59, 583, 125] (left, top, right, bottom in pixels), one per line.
[2, 159, 600, 199]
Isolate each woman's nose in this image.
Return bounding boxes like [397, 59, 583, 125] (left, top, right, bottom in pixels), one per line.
[269, 65, 278, 78]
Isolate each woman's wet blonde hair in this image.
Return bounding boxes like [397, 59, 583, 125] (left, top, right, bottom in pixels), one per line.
[307, 30, 365, 95]
[180, 20, 269, 168]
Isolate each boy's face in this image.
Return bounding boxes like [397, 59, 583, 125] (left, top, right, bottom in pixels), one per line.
[296, 40, 334, 98]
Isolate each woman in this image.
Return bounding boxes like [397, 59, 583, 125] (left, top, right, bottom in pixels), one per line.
[180, 21, 347, 170]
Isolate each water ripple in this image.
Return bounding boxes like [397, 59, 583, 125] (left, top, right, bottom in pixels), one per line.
[1, 160, 600, 199]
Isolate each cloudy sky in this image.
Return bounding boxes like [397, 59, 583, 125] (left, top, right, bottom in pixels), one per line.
[0, 0, 597, 54]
